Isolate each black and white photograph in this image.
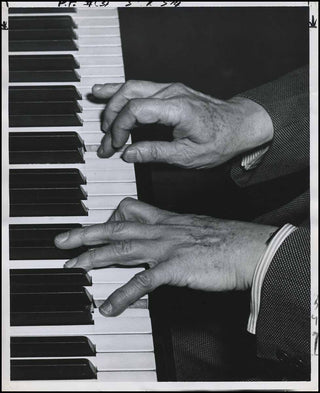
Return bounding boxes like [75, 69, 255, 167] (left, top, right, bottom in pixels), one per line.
[1, 1, 318, 391]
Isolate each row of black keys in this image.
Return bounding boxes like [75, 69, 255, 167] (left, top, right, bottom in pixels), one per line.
[11, 268, 94, 326]
[10, 132, 86, 164]
[9, 16, 78, 52]
[10, 169, 88, 217]
[12, 335, 98, 381]
[9, 86, 84, 128]
[12, 335, 97, 379]
[10, 55, 81, 82]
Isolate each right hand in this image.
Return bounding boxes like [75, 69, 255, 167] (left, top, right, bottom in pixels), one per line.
[93, 80, 273, 169]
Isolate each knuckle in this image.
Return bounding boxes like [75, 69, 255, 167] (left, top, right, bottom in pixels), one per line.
[118, 197, 135, 213]
[110, 221, 126, 235]
[87, 248, 97, 267]
[169, 82, 186, 94]
[133, 272, 153, 290]
[127, 98, 140, 114]
[113, 240, 133, 256]
[149, 143, 160, 161]
[80, 226, 91, 242]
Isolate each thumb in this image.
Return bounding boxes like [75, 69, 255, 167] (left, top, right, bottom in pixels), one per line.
[122, 141, 183, 165]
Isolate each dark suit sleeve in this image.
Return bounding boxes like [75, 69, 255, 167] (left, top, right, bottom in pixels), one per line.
[231, 66, 309, 187]
[256, 227, 311, 380]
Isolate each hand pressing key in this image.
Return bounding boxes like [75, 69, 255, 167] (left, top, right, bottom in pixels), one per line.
[54, 198, 277, 317]
[92, 80, 273, 169]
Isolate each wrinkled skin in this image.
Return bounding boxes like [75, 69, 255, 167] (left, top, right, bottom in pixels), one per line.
[55, 198, 277, 317]
[92, 80, 273, 168]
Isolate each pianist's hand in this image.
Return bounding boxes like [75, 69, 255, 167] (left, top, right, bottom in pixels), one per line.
[92, 80, 273, 169]
[55, 198, 277, 317]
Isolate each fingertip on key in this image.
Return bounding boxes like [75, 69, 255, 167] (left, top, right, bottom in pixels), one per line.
[92, 84, 103, 94]
[99, 301, 113, 317]
[54, 232, 69, 246]
[64, 258, 77, 269]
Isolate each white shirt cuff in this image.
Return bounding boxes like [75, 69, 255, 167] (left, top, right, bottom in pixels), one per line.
[241, 145, 270, 170]
[247, 223, 297, 334]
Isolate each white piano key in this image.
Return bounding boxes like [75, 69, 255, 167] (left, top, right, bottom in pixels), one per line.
[87, 284, 147, 301]
[84, 195, 131, 209]
[18, 352, 155, 371]
[76, 54, 124, 66]
[90, 268, 143, 283]
[9, 209, 115, 225]
[88, 334, 154, 353]
[78, 36, 121, 46]
[86, 169, 135, 182]
[78, 26, 121, 37]
[9, 75, 124, 87]
[75, 17, 119, 27]
[84, 181, 136, 195]
[9, 159, 133, 171]
[9, 263, 144, 282]
[97, 371, 157, 382]
[80, 65, 124, 77]
[9, 9, 118, 18]
[10, 317, 152, 336]
[9, 46, 123, 56]
[91, 352, 156, 371]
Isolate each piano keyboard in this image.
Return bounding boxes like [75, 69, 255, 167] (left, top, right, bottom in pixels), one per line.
[5, 6, 157, 383]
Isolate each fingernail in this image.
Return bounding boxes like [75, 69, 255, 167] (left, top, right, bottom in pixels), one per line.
[99, 301, 113, 316]
[93, 84, 103, 92]
[55, 232, 69, 243]
[123, 149, 137, 162]
[64, 258, 77, 268]
[97, 146, 104, 157]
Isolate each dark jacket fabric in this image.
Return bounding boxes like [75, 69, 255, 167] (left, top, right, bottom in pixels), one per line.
[169, 67, 310, 381]
[232, 66, 310, 379]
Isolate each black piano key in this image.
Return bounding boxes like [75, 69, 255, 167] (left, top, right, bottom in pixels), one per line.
[10, 54, 79, 71]
[10, 246, 85, 260]
[10, 201, 88, 217]
[11, 358, 97, 380]
[9, 86, 82, 102]
[10, 132, 84, 150]
[9, 8, 77, 14]
[10, 224, 88, 260]
[10, 101, 82, 115]
[11, 336, 96, 358]
[10, 149, 85, 164]
[9, 39, 78, 52]
[11, 306, 94, 327]
[10, 186, 87, 203]
[9, 113, 83, 127]
[9, 16, 77, 29]
[9, 29, 78, 42]
[10, 169, 86, 187]
[10, 268, 92, 286]
[10, 70, 80, 82]
[11, 286, 93, 308]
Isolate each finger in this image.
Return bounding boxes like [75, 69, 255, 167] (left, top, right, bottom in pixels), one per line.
[108, 197, 175, 225]
[54, 221, 163, 249]
[99, 265, 169, 316]
[109, 98, 181, 150]
[92, 83, 123, 99]
[101, 81, 170, 132]
[97, 132, 116, 158]
[63, 240, 163, 271]
[122, 140, 193, 166]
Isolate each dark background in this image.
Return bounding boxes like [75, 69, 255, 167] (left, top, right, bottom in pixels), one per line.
[118, 6, 309, 381]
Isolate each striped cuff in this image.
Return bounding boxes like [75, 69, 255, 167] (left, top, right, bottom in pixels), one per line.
[241, 145, 270, 170]
[247, 223, 297, 334]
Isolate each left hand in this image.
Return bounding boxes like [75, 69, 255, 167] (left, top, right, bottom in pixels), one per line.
[54, 198, 277, 317]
